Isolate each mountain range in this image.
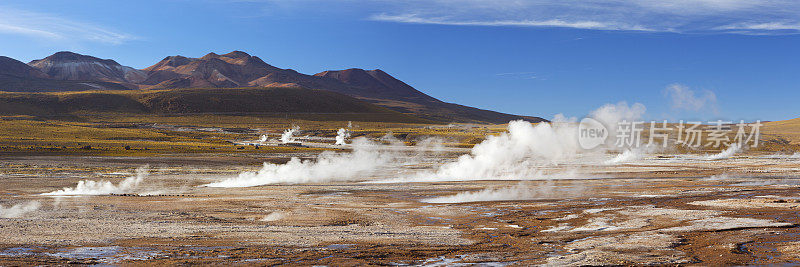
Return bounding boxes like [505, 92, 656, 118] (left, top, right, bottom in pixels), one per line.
[0, 51, 545, 123]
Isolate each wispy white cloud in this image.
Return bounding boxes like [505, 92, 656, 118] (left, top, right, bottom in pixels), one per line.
[361, 0, 800, 35]
[495, 71, 541, 80]
[716, 22, 800, 32]
[0, 6, 135, 44]
[370, 14, 655, 32]
[663, 84, 719, 114]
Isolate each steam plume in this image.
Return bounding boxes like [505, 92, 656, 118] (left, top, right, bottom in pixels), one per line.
[210, 102, 646, 187]
[397, 121, 578, 182]
[281, 126, 299, 143]
[335, 128, 350, 145]
[259, 134, 268, 143]
[590, 102, 647, 147]
[604, 145, 658, 164]
[42, 167, 149, 196]
[381, 102, 646, 183]
[261, 212, 285, 222]
[0, 201, 41, 218]
[703, 143, 741, 160]
[205, 138, 398, 187]
[605, 149, 640, 164]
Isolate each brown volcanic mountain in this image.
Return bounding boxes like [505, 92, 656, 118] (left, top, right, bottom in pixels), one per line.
[315, 68, 547, 123]
[315, 68, 440, 103]
[0, 55, 130, 92]
[2, 51, 546, 123]
[29, 51, 146, 84]
[0, 56, 49, 79]
[142, 51, 363, 96]
[140, 52, 545, 123]
[142, 52, 277, 88]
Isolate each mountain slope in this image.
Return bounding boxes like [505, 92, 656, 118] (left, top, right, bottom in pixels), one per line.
[315, 68, 546, 123]
[9, 51, 546, 123]
[0, 87, 428, 123]
[141, 51, 545, 123]
[0, 55, 131, 92]
[143, 51, 364, 96]
[315, 68, 440, 104]
[0, 56, 50, 79]
[29, 51, 146, 84]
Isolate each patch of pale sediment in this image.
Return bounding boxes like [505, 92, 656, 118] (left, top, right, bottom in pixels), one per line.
[582, 208, 622, 214]
[223, 224, 474, 246]
[662, 217, 793, 232]
[616, 206, 722, 220]
[675, 187, 748, 196]
[566, 232, 679, 251]
[419, 182, 584, 203]
[554, 214, 579, 221]
[39, 246, 163, 264]
[542, 223, 572, 232]
[412, 205, 478, 218]
[570, 217, 650, 232]
[690, 197, 800, 209]
[544, 232, 688, 266]
[731, 179, 800, 187]
[564, 206, 730, 233]
[778, 241, 800, 261]
[0, 209, 471, 246]
[634, 194, 669, 198]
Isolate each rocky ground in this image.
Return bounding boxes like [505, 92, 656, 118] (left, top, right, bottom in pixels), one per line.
[1, 152, 799, 265]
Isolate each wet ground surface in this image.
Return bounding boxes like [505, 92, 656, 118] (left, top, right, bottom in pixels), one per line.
[1, 153, 800, 265]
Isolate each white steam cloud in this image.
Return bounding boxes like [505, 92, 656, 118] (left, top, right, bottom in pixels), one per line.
[42, 167, 149, 196]
[0, 201, 41, 218]
[207, 102, 647, 187]
[703, 143, 741, 160]
[260, 212, 285, 222]
[397, 121, 579, 182]
[281, 126, 299, 143]
[382, 102, 646, 183]
[335, 128, 350, 145]
[590, 102, 647, 147]
[605, 149, 642, 164]
[604, 145, 660, 165]
[259, 134, 268, 143]
[205, 138, 399, 187]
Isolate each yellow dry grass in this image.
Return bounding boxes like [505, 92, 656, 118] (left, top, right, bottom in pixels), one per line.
[762, 117, 800, 144]
[0, 117, 325, 156]
[0, 114, 507, 156]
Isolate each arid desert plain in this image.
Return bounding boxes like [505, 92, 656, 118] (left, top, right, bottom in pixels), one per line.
[1, 115, 800, 266]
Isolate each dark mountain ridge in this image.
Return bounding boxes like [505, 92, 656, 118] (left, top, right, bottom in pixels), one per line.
[0, 51, 546, 123]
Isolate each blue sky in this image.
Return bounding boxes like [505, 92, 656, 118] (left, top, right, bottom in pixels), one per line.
[1, 0, 798, 121]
